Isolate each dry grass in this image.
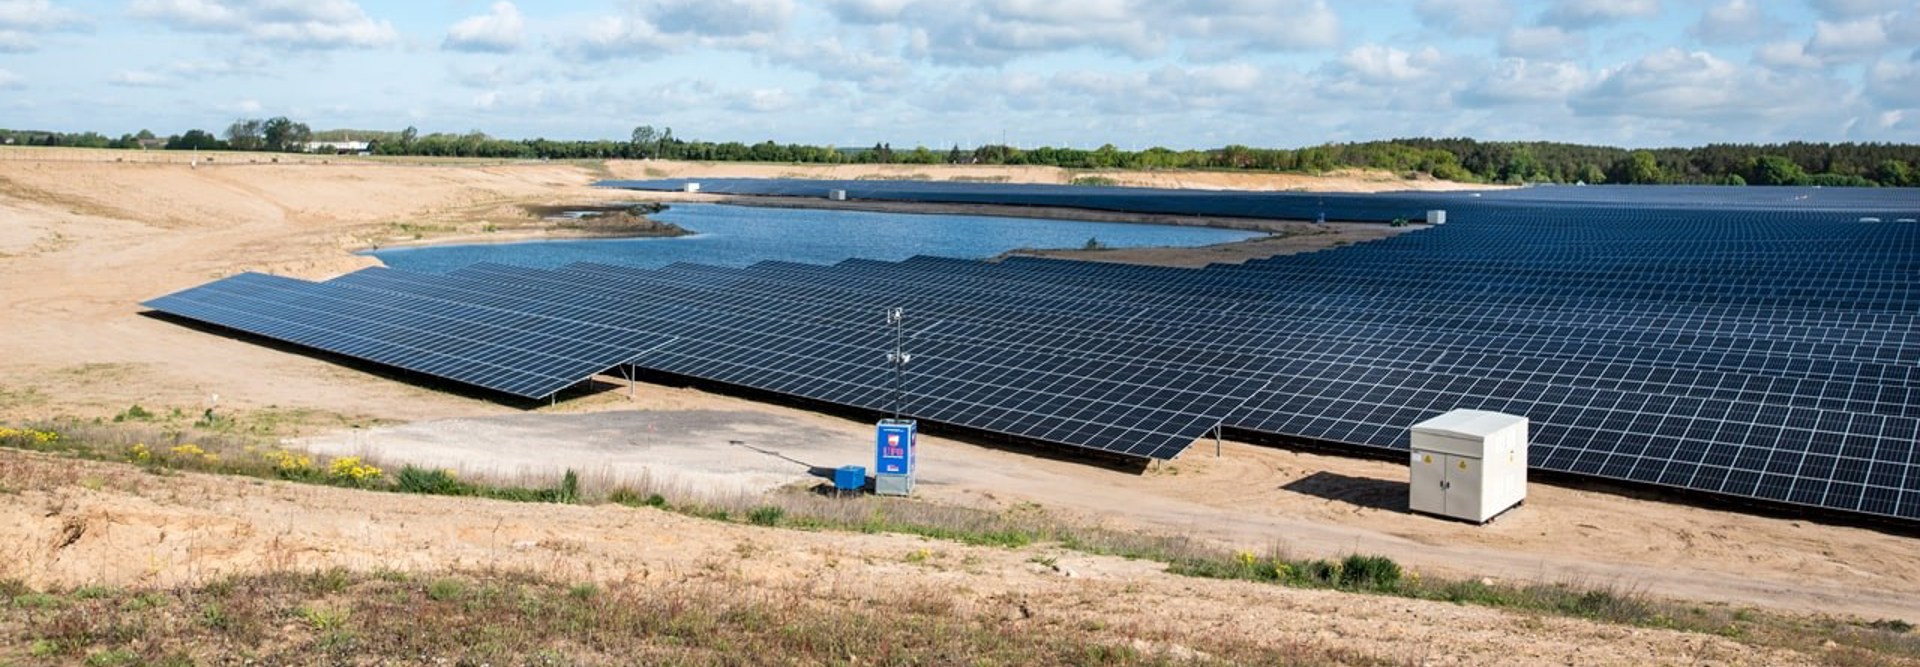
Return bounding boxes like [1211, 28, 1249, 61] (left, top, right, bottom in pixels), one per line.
[0, 568, 1379, 666]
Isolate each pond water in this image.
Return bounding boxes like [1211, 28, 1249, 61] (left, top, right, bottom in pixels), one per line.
[368, 203, 1264, 273]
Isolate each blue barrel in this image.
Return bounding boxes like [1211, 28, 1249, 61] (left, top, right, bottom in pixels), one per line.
[834, 465, 867, 492]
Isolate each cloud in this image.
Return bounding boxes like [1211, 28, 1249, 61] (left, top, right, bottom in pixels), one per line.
[167, 55, 272, 79]
[109, 70, 170, 87]
[724, 87, 798, 113]
[0, 0, 88, 52]
[1459, 58, 1593, 107]
[1807, 0, 1907, 20]
[817, 0, 912, 23]
[1539, 0, 1661, 29]
[0, 67, 20, 88]
[563, 16, 675, 61]
[819, 0, 1336, 66]
[1572, 48, 1849, 121]
[1806, 16, 1892, 60]
[1413, 0, 1514, 35]
[766, 36, 911, 91]
[562, 0, 795, 61]
[1865, 59, 1920, 108]
[0, 0, 87, 29]
[0, 30, 32, 51]
[1316, 44, 1461, 110]
[1689, 0, 1785, 44]
[1501, 25, 1585, 59]
[1753, 40, 1824, 70]
[647, 0, 793, 37]
[444, 1, 524, 53]
[1166, 0, 1342, 59]
[129, 0, 398, 50]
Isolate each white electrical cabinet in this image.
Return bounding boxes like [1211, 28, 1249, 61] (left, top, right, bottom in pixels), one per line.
[1409, 409, 1528, 523]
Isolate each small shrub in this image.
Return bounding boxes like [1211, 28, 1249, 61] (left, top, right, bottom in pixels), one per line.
[395, 466, 468, 496]
[1339, 554, 1401, 590]
[568, 584, 598, 600]
[1866, 618, 1915, 634]
[556, 469, 579, 504]
[85, 648, 140, 666]
[112, 404, 154, 422]
[747, 506, 786, 526]
[608, 488, 667, 508]
[426, 579, 465, 602]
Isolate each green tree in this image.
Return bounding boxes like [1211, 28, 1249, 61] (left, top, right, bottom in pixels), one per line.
[1873, 159, 1913, 187]
[1612, 150, 1665, 184]
[1746, 155, 1807, 186]
[225, 118, 264, 151]
[261, 116, 311, 152]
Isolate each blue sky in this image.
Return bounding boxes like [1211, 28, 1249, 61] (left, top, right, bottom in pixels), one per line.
[2, 0, 1918, 149]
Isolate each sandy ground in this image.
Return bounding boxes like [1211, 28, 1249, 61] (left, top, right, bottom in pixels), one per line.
[605, 158, 1496, 193]
[0, 451, 1834, 666]
[0, 146, 1914, 636]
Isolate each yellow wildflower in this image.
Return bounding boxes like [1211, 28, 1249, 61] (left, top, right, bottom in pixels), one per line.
[326, 456, 383, 484]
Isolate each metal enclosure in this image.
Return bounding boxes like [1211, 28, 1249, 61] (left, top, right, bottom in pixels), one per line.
[873, 419, 917, 496]
[1409, 409, 1527, 523]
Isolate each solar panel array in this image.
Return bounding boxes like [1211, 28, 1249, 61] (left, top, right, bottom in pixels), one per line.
[146, 184, 1920, 522]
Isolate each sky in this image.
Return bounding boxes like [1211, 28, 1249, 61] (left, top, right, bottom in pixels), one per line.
[1, 0, 1918, 149]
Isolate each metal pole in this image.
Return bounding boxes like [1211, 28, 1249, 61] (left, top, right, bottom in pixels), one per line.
[1214, 424, 1222, 458]
[887, 307, 906, 419]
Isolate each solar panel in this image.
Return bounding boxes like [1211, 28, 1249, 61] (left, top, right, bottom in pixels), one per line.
[144, 183, 1920, 523]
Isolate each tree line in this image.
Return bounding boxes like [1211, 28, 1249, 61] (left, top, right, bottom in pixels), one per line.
[3, 121, 1917, 187]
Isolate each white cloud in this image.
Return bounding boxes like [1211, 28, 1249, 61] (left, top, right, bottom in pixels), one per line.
[1501, 25, 1585, 59]
[1806, 16, 1892, 60]
[766, 36, 911, 90]
[0, 29, 32, 51]
[0, 0, 87, 29]
[0, 0, 87, 52]
[1331, 44, 1444, 84]
[563, 0, 797, 61]
[444, 1, 524, 53]
[130, 0, 398, 50]
[725, 87, 798, 113]
[1572, 48, 1849, 121]
[1865, 59, 1920, 108]
[1689, 0, 1784, 44]
[168, 55, 272, 79]
[0, 67, 21, 88]
[1413, 0, 1514, 35]
[1168, 0, 1342, 59]
[646, 0, 794, 37]
[816, 0, 1337, 66]
[1460, 58, 1593, 106]
[1753, 40, 1824, 69]
[564, 15, 674, 61]
[1807, 0, 1907, 20]
[1540, 0, 1662, 29]
[109, 70, 169, 87]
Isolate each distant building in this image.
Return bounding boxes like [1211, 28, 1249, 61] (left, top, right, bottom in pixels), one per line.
[300, 140, 372, 155]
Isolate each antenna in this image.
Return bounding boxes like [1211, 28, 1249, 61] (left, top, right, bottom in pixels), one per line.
[885, 307, 912, 419]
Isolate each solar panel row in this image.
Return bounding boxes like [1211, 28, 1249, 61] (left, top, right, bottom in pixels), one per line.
[144, 184, 1920, 523]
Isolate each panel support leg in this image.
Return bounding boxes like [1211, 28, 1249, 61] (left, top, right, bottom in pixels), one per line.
[1214, 424, 1222, 458]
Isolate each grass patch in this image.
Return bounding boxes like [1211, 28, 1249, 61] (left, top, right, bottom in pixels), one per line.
[0, 569, 1364, 665]
[1070, 174, 1122, 187]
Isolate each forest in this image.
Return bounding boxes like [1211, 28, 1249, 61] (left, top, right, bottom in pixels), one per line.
[3, 122, 1916, 187]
